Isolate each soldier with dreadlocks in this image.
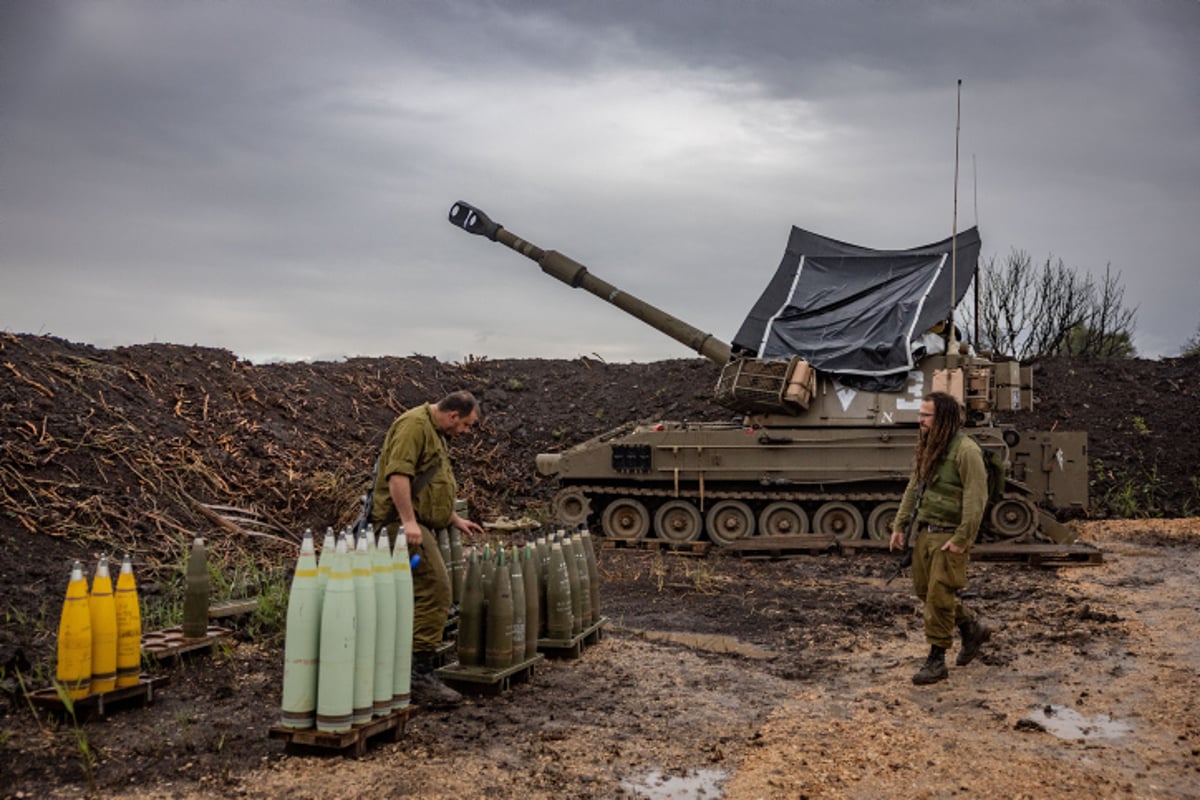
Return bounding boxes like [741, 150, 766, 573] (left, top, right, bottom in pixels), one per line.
[890, 390, 992, 685]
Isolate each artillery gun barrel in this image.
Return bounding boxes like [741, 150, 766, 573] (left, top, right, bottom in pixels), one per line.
[448, 202, 733, 365]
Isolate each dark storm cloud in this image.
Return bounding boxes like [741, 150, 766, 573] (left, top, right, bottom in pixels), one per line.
[0, 0, 1197, 361]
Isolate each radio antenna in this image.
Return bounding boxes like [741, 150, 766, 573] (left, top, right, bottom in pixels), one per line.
[948, 79, 962, 357]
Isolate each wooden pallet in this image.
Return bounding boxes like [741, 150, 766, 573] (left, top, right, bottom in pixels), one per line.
[208, 598, 259, 619]
[141, 625, 233, 661]
[601, 539, 712, 556]
[724, 534, 840, 558]
[434, 653, 545, 695]
[971, 542, 1104, 565]
[268, 705, 414, 758]
[538, 616, 608, 659]
[29, 675, 169, 719]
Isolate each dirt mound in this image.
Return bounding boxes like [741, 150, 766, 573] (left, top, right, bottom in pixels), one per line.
[1, 333, 1198, 797]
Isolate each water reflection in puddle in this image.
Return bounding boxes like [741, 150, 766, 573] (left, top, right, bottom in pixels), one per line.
[620, 768, 730, 799]
[1032, 704, 1133, 740]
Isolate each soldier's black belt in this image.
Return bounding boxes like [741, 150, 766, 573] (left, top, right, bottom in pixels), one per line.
[920, 523, 958, 533]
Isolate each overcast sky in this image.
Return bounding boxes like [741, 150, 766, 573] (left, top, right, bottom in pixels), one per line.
[2, 0, 1197, 364]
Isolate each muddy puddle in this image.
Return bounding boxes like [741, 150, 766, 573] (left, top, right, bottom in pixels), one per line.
[620, 767, 730, 799]
[1028, 704, 1134, 740]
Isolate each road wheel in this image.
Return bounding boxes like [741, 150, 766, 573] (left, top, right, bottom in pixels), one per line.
[654, 500, 703, 543]
[552, 487, 592, 527]
[706, 500, 755, 546]
[601, 498, 650, 540]
[813, 501, 864, 541]
[988, 498, 1036, 540]
[758, 502, 809, 536]
[866, 502, 901, 541]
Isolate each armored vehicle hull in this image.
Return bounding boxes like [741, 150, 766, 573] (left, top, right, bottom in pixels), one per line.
[448, 201, 1088, 549]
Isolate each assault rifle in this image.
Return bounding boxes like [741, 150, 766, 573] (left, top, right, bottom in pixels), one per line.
[885, 482, 925, 586]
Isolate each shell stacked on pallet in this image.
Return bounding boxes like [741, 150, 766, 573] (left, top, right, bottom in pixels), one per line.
[56, 561, 93, 700]
[114, 555, 142, 688]
[280, 530, 321, 729]
[88, 556, 118, 695]
[280, 526, 417, 732]
[545, 526, 603, 639]
[56, 553, 147, 701]
[181, 537, 210, 639]
[454, 541, 548, 672]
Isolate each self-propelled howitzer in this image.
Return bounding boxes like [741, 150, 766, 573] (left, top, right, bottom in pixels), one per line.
[448, 201, 1087, 549]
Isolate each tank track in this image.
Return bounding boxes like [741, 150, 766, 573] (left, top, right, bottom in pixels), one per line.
[554, 484, 1046, 547]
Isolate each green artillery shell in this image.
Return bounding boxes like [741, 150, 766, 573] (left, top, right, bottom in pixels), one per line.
[581, 528, 601, 623]
[317, 528, 336, 593]
[317, 538, 356, 733]
[457, 548, 484, 667]
[570, 534, 593, 628]
[372, 530, 397, 718]
[535, 536, 550, 636]
[181, 536, 209, 639]
[351, 533, 376, 726]
[508, 546, 526, 663]
[281, 530, 321, 729]
[437, 528, 452, 588]
[562, 536, 583, 636]
[546, 542, 574, 640]
[449, 528, 464, 605]
[521, 544, 539, 660]
[484, 549, 514, 669]
[481, 543, 495, 604]
[391, 529, 414, 709]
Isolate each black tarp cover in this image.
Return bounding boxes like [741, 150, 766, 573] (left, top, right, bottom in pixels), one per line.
[732, 225, 981, 392]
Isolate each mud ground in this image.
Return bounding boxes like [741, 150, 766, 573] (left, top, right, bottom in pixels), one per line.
[2, 520, 1198, 799]
[1, 335, 1199, 797]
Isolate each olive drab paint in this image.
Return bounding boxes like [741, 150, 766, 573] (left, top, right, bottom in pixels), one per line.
[581, 527, 601, 625]
[391, 527, 414, 709]
[521, 543, 539, 660]
[88, 556, 118, 695]
[535, 536, 549, 636]
[317, 536, 355, 733]
[437, 528, 452, 588]
[457, 548, 484, 667]
[351, 532, 376, 725]
[569, 535, 592, 628]
[546, 542, 573, 640]
[562, 535, 583, 636]
[280, 529, 321, 729]
[56, 561, 92, 700]
[372, 530, 397, 718]
[508, 546, 526, 662]
[449, 527, 464, 605]
[181, 536, 209, 639]
[484, 549, 514, 669]
[114, 554, 142, 688]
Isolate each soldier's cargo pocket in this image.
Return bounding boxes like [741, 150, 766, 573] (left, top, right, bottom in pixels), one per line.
[937, 549, 968, 590]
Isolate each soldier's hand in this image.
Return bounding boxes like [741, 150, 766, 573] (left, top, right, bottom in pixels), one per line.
[889, 529, 904, 552]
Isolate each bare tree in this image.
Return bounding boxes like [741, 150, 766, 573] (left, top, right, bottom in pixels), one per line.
[963, 252, 1137, 360]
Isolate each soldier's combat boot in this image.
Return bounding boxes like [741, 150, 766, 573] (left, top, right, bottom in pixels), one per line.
[912, 645, 948, 685]
[411, 651, 463, 709]
[956, 618, 991, 667]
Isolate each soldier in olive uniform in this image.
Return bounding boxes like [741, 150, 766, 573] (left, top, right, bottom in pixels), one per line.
[370, 390, 484, 708]
[890, 391, 992, 685]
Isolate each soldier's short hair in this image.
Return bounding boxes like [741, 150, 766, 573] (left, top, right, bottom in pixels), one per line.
[438, 390, 480, 418]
